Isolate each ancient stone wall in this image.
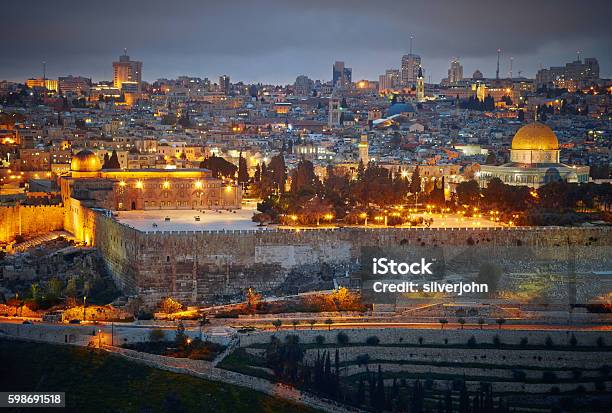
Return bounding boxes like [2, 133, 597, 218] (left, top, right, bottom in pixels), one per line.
[85, 216, 612, 307]
[0, 205, 64, 243]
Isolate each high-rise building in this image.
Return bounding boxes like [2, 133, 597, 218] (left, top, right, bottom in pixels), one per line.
[58, 75, 91, 95]
[378, 69, 400, 92]
[447, 58, 464, 84]
[332, 61, 352, 88]
[112, 49, 142, 92]
[401, 54, 421, 87]
[294, 75, 314, 96]
[219, 75, 230, 94]
[536, 57, 599, 90]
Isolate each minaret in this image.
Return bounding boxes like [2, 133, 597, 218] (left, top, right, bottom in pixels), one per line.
[416, 66, 425, 102]
[358, 134, 369, 164]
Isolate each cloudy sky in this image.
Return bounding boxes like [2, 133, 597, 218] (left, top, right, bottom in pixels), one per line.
[3, 0, 611, 84]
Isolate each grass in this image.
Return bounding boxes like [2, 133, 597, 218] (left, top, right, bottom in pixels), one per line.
[0, 339, 319, 413]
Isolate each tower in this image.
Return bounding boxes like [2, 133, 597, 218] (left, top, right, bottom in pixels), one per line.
[358, 134, 369, 164]
[328, 96, 341, 127]
[447, 58, 463, 84]
[496, 48, 501, 80]
[416, 66, 425, 102]
[219, 75, 230, 94]
[113, 49, 142, 92]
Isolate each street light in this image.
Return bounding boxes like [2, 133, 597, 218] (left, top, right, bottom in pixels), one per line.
[83, 296, 87, 321]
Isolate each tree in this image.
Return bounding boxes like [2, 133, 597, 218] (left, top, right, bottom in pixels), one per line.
[103, 150, 121, 169]
[439, 318, 448, 329]
[496, 318, 506, 330]
[237, 151, 249, 187]
[478, 318, 485, 329]
[456, 179, 480, 206]
[199, 155, 238, 179]
[175, 321, 187, 347]
[149, 328, 166, 342]
[337, 332, 349, 345]
[159, 297, 182, 314]
[410, 166, 422, 203]
[267, 154, 287, 194]
[292, 320, 300, 330]
[308, 319, 316, 329]
[324, 318, 333, 331]
[245, 287, 261, 313]
[272, 319, 282, 331]
[458, 318, 466, 329]
[290, 159, 319, 194]
[476, 263, 502, 296]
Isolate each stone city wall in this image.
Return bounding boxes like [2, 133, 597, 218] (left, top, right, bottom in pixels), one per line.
[0, 205, 64, 243]
[84, 212, 612, 307]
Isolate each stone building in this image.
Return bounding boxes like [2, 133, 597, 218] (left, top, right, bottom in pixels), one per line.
[60, 149, 242, 211]
[479, 122, 589, 188]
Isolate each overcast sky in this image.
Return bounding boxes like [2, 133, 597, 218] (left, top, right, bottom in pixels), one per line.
[3, 0, 611, 84]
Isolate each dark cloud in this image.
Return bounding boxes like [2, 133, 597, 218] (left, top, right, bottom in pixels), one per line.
[2, 0, 611, 84]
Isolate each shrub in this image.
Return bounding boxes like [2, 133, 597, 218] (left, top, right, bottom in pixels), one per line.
[315, 335, 325, 345]
[512, 369, 527, 380]
[569, 334, 578, 347]
[492, 335, 502, 347]
[545, 336, 554, 348]
[137, 310, 154, 320]
[543, 371, 558, 382]
[596, 336, 605, 347]
[158, 297, 182, 314]
[467, 336, 477, 347]
[519, 337, 528, 347]
[418, 337, 424, 345]
[337, 332, 349, 345]
[149, 329, 166, 342]
[365, 336, 380, 346]
[356, 354, 371, 366]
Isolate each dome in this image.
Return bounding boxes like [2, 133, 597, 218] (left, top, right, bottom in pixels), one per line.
[70, 149, 101, 172]
[511, 122, 559, 151]
[386, 102, 415, 117]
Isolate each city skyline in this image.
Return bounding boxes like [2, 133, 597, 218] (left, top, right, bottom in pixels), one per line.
[2, 0, 611, 84]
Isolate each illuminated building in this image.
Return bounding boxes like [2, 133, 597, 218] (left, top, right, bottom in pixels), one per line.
[358, 134, 369, 164]
[60, 150, 241, 211]
[447, 58, 464, 84]
[416, 66, 425, 102]
[401, 53, 421, 87]
[58, 76, 91, 95]
[219, 75, 230, 94]
[113, 49, 142, 92]
[379, 69, 400, 92]
[26, 78, 58, 92]
[536, 57, 599, 90]
[479, 122, 589, 188]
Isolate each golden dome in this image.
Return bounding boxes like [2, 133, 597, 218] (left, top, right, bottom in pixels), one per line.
[71, 149, 102, 172]
[511, 122, 559, 151]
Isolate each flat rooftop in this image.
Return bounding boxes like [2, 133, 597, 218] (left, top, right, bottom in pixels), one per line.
[115, 206, 266, 232]
[115, 206, 503, 233]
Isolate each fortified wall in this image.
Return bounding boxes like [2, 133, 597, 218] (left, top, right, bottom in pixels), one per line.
[0, 205, 64, 243]
[84, 210, 612, 307]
